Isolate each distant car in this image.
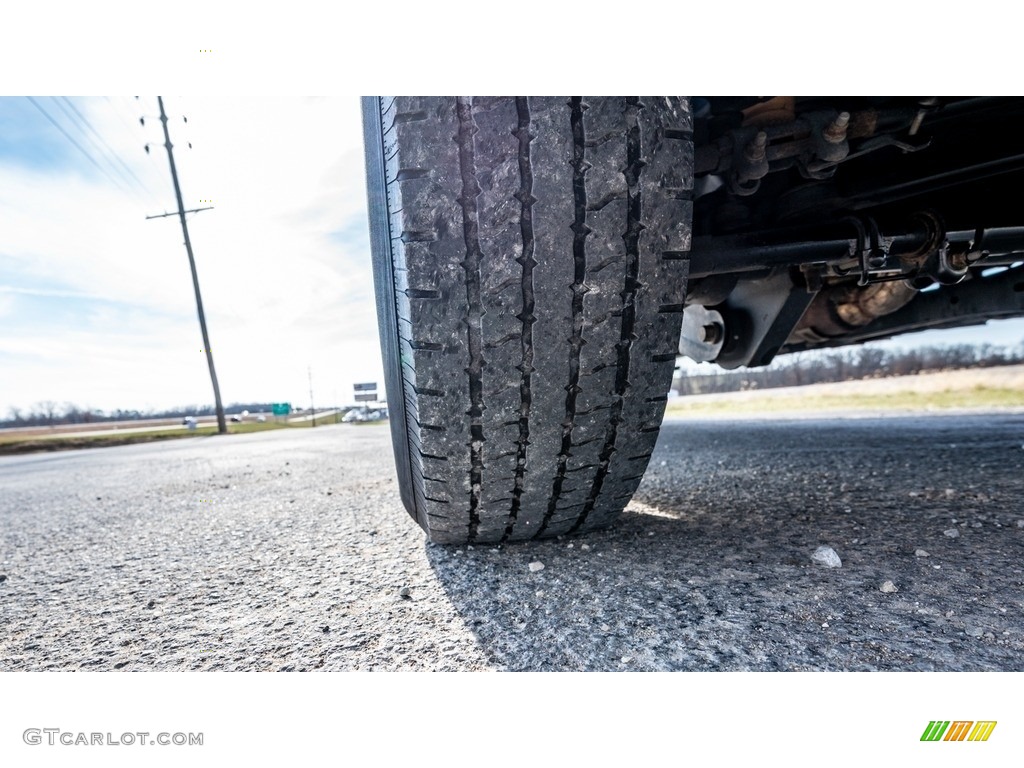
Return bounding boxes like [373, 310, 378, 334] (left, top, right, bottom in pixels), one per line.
[230, 414, 243, 423]
[181, 416, 196, 426]
[256, 415, 266, 423]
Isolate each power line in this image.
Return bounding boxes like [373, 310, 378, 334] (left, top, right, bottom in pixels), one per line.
[57, 97, 157, 200]
[25, 96, 126, 191]
[106, 96, 165, 171]
[50, 97, 139, 194]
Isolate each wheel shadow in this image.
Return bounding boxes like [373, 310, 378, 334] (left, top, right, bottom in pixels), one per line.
[423, 497, 830, 672]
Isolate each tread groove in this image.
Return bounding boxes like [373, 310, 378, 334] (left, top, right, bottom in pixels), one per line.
[536, 97, 589, 540]
[456, 97, 486, 544]
[405, 288, 442, 299]
[394, 110, 429, 124]
[503, 97, 537, 542]
[396, 168, 429, 181]
[400, 231, 438, 243]
[413, 386, 445, 397]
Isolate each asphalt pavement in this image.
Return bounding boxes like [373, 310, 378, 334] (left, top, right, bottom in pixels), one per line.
[1, 413, 1022, 671]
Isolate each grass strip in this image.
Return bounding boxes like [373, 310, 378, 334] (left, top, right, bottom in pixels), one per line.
[665, 386, 1024, 415]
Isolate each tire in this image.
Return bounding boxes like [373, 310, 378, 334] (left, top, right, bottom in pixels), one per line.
[362, 96, 693, 544]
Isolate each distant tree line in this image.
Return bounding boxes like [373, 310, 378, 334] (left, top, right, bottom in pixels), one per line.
[1, 401, 284, 429]
[673, 343, 1024, 396]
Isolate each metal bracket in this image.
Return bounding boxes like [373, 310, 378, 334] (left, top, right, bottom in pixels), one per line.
[715, 271, 820, 369]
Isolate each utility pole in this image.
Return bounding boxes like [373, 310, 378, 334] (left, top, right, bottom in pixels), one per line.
[156, 96, 227, 435]
[308, 365, 316, 427]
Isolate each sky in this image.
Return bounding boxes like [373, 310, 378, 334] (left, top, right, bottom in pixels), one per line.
[2, 94, 1024, 417]
[1, 9, 1021, 420]
[0, 95, 380, 414]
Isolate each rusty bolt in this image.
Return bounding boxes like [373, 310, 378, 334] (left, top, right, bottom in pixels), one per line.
[824, 112, 850, 143]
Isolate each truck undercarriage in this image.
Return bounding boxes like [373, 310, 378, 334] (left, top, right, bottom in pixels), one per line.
[684, 96, 1024, 369]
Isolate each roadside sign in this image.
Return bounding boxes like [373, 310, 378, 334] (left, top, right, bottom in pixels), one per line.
[354, 382, 378, 403]
[271, 403, 291, 416]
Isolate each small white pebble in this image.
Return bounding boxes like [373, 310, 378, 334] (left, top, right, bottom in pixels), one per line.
[915, 549, 930, 558]
[880, 581, 898, 593]
[567, 543, 574, 549]
[821, 622, 829, 628]
[811, 546, 842, 568]
[528, 561, 545, 573]
[621, 656, 631, 663]
[535, 590, 545, 598]
[581, 544, 591, 551]
[944, 528, 960, 539]
[600, 623, 610, 632]
[1017, 520, 1024, 529]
